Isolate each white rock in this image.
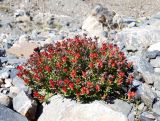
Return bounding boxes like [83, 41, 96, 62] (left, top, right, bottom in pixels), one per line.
[148, 42, 160, 51]
[13, 91, 37, 120]
[0, 93, 11, 107]
[38, 95, 128, 121]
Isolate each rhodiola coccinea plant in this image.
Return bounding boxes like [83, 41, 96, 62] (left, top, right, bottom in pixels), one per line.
[17, 37, 134, 103]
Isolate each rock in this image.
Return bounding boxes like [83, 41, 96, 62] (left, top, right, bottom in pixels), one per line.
[150, 57, 160, 68]
[4, 78, 12, 88]
[138, 103, 145, 111]
[0, 68, 10, 79]
[138, 83, 156, 107]
[0, 93, 11, 107]
[9, 86, 20, 98]
[154, 77, 160, 91]
[153, 101, 160, 115]
[148, 42, 160, 52]
[117, 28, 160, 51]
[38, 95, 128, 121]
[146, 50, 160, 59]
[7, 40, 38, 59]
[154, 68, 160, 74]
[0, 48, 5, 57]
[141, 72, 155, 84]
[108, 99, 132, 116]
[127, 56, 154, 73]
[12, 76, 28, 92]
[13, 91, 37, 121]
[151, 12, 160, 20]
[140, 112, 155, 121]
[128, 111, 135, 121]
[0, 104, 28, 121]
[132, 79, 142, 87]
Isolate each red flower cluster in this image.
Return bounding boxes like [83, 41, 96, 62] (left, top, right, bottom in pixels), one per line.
[17, 37, 134, 102]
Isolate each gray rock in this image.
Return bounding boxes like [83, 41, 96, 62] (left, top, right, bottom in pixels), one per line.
[132, 79, 142, 87]
[140, 112, 155, 121]
[151, 12, 160, 20]
[138, 83, 156, 107]
[0, 93, 11, 107]
[141, 72, 155, 84]
[146, 50, 160, 59]
[117, 28, 160, 51]
[128, 56, 154, 73]
[13, 91, 37, 121]
[0, 68, 10, 79]
[0, 104, 28, 121]
[38, 95, 128, 121]
[9, 86, 21, 98]
[150, 57, 160, 68]
[154, 77, 160, 91]
[138, 103, 145, 111]
[108, 99, 133, 116]
[153, 101, 160, 116]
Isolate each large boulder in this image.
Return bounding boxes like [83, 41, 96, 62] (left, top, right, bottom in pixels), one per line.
[38, 95, 128, 121]
[0, 104, 28, 121]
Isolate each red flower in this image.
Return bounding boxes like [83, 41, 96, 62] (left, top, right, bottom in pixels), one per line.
[69, 83, 74, 90]
[128, 91, 136, 100]
[62, 87, 67, 94]
[64, 79, 70, 85]
[89, 53, 98, 59]
[62, 56, 68, 62]
[17, 65, 23, 70]
[24, 79, 29, 84]
[86, 81, 93, 87]
[82, 71, 87, 78]
[118, 72, 125, 78]
[71, 59, 77, 63]
[97, 60, 103, 68]
[81, 87, 89, 95]
[89, 62, 94, 68]
[49, 80, 55, 88]
[63, 68, 68, 72]
[76, 78, 81, 84]
[56, 62, 62, 68]
[95, 84, 100, 92]
[75, 53, 81, 59]
[33, 91, 39, 98]
[17, 72, 23, 78]
[70, 70, 76, 78]
[44, 66, 52, 72]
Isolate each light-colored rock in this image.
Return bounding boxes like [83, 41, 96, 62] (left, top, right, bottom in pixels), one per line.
[140, 112, 155, 121]
[127, 56, 154, 73]
[148, 42, 160, 52]
[117, 28, 160, 51]
[108, 99, 132, 116]
[150, 57, 160, 68]
[38, 95, 128, 121]
[9, 86, 21, 98]
[153, 101, 160, 115]
[13, 91, 37, 121]
[0, 93, 11, 107]
[154, 68, 160, 74]
[138, 83, 156, 107]
[4, 78, 12, 88]
[7, 40, 38, 58]
[141, 72, 155, 84]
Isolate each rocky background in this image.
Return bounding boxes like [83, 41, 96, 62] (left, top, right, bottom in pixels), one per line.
[0, 0, 160, 121]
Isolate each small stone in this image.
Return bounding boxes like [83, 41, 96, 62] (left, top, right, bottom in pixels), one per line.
[154, 68, 160, 74]
[138, 83, 156, 107]
[150, 57, 160, 68]
[154, 78, 160, 91]
[0, 68, 10, 79]
[9, 86, 20, 98]
[13, 91, 37, 121]
[138, 103, 145, 111]
[108, 99, 132, 116]
[140, 112, 155, 121]
[148, 42, 160, 52]
[4, 79, 12, 88]
[153, 101, 160, 115]
[0, 93, 11, 107]
[141, 72, 155, 84]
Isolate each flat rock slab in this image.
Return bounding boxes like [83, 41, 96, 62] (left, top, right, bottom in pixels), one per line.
[6, 40, 38, 59]
[0, 104, 28, 121]
[38, 95, 128, 121]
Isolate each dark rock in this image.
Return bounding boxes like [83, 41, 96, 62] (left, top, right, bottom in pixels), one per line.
[0, 104, 28, 121]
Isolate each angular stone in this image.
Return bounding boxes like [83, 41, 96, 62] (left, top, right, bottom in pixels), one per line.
[138, 84, 156, 107]
[146, 50, 160, 59]
[154, 77, 160, 91]
[13, 91, 37, 121]
[154, 68, 160, 74]
[0, 104, 28, 121]
[0, 93, 11, 107]
[141, 72, 155, 84]
[150, 57, 160, 68]
[7, 40, 38, 59]
[117, 28, 160, 51]
[153, 101, 160, 115]
[38, 95, 128, 121]
[128, 56, 154, 73]
[148, 42, 160, 52]
[108, 99, 132, 116]
[140, 112, 155, 121]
